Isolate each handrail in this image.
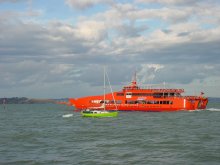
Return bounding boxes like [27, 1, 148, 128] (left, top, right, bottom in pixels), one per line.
[123, 87, 184, 93]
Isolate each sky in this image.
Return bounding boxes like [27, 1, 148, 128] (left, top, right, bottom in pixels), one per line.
[0, 0, 220, 98]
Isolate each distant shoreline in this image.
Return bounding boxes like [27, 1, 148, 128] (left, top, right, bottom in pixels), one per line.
[1, 97, 220, 104]
[0, 97, 68, 104]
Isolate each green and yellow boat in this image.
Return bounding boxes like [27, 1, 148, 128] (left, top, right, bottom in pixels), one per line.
[81, 67, 118, 118]
[81, 110, 118, 117]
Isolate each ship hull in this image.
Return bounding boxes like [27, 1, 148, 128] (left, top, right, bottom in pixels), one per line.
[69, 94, 208, 112]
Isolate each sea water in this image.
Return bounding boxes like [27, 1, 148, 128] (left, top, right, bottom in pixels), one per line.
[0, 100, 220, 165]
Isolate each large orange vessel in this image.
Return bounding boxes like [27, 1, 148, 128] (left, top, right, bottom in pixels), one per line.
[69, 73, 208, 112]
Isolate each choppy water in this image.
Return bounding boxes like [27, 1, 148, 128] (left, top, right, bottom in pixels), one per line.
[0, 100, 220, 165]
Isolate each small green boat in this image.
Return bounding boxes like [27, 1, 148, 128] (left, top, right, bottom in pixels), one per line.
[81, 110, 118, 117]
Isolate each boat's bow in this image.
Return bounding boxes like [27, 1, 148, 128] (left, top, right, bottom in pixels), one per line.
[69, 98, 76, 106]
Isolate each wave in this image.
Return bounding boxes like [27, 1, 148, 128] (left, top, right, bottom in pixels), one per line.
[62, 114, 73, 118]
[188, 108, 220, 112]
[206, 108, 220, 112]
[188, 109, 203, 112]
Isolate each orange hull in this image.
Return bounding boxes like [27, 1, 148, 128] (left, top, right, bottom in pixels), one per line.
[69, 75, 208, 112]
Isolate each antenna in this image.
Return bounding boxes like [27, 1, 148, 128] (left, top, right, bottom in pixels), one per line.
[131, 69, 137, 86]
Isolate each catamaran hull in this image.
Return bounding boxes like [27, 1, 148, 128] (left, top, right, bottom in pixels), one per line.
[69, 96, 208, 112]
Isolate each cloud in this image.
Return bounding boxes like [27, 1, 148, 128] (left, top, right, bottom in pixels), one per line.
[0, 60, 75, 87]
[0, 60, 84, 97]
[65, 0, 111, 9]
[0, 0, 220, 97]
[138, 64, 164, 84]
[74, 20, 107, 41]
[0, 18, 94, 58]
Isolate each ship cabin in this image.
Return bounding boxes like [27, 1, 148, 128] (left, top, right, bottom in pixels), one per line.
[122, 82, 184, 98]
[118, 88, 184, 99]
[112, 83, 185, 105]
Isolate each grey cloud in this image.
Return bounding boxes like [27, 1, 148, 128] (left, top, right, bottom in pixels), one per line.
[178, 32, 191, 37]
[116, 22, 148, 38]
[65, 0, 112, 10]
[0, 20, 92, 58]
[153, 64, 220, 85]
[136, 40, 220, 65]
[162, 29, 172, 34]
[0, 60, 81, 89]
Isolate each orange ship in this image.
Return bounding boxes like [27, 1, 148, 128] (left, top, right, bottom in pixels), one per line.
[69, 73, 208, 112]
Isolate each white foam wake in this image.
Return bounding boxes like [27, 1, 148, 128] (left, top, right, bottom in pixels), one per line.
[62, 114, 73, 118]
[188, 109, 203, 112]
[206, 108, 220, 112]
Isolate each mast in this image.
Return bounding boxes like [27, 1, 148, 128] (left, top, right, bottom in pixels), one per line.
[3, 97, 6, 110]
[104, 66, 106, 111]
[106, 69, 118, 110]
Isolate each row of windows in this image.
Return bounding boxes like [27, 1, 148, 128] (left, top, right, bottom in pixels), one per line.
[130, 93, 153, 96]
[126, 100, 173, 105]
[91, 99, 173, 105]
[90, 100, 122, 104]
[117, 92, 181, 97]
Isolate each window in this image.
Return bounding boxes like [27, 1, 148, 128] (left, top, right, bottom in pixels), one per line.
[90, 100, 102, 103]
[154, 101, 159, 104]
[108, 100, 122, 104]
[158, 101, 172, 104]
[125, 100, 136, 104]
[132, 93, 152, 96]
[137, 100, 146, 104]
[153, 93, 163, 98]
[116, 100, 122, 104]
